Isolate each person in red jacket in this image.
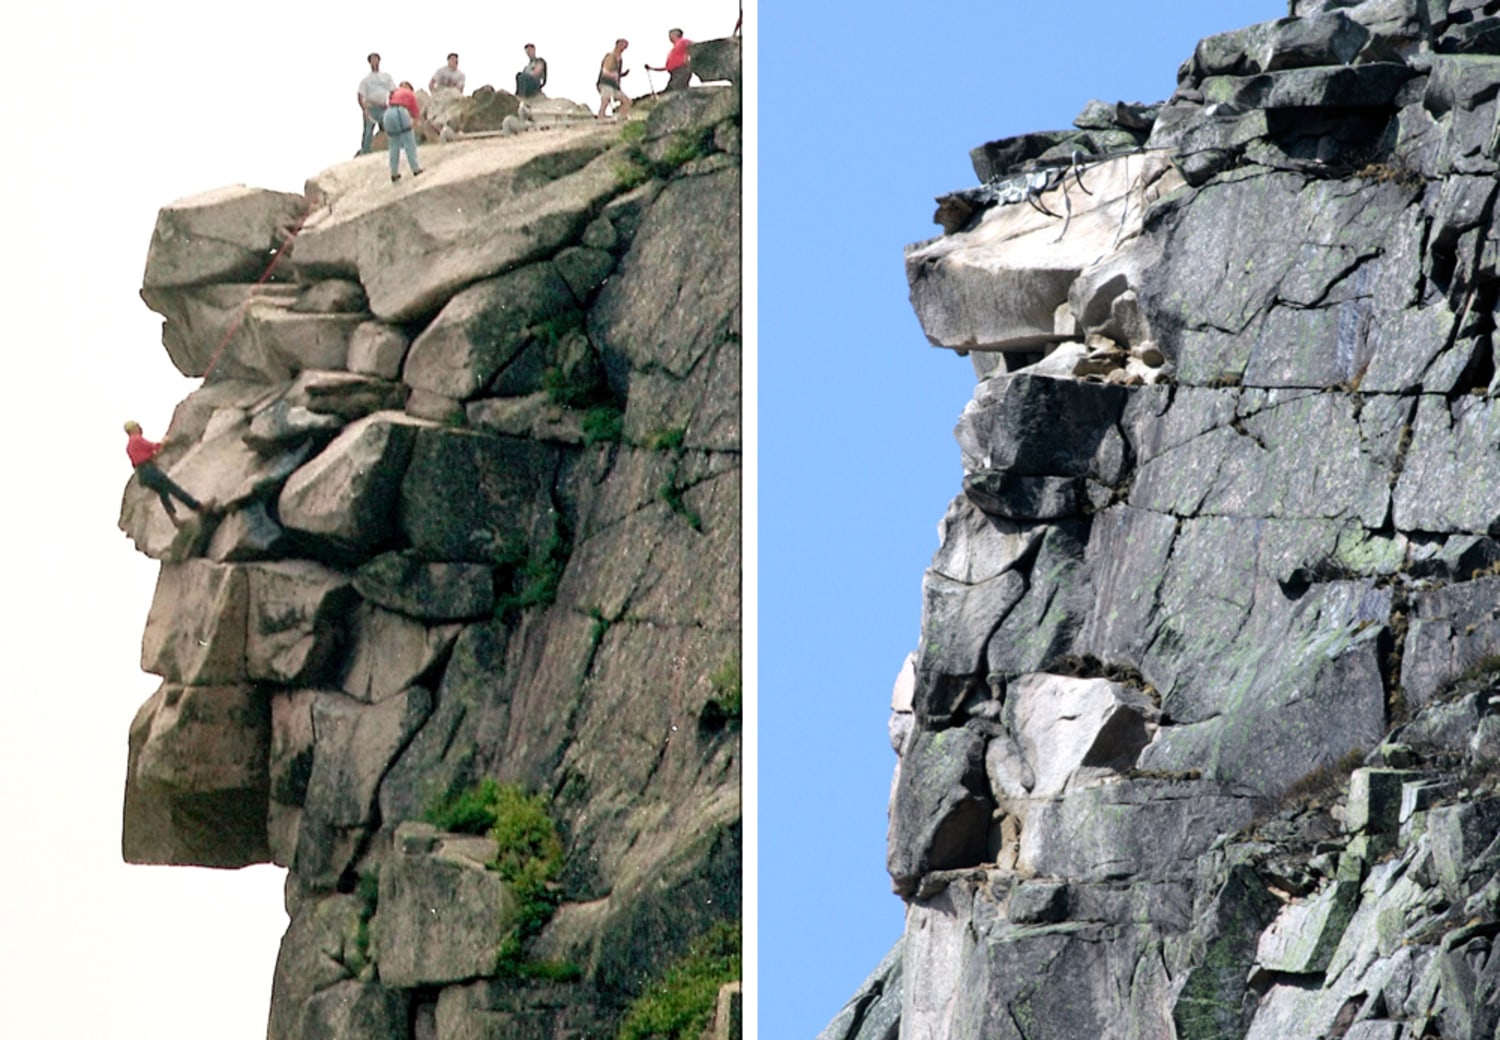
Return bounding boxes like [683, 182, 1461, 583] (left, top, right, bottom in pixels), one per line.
[124, 421, 206, 526]
[647, 28, 692, 92]
[382, 81, 424, 182]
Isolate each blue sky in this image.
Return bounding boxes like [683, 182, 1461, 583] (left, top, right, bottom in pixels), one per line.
[758, 1, 1285, 1035]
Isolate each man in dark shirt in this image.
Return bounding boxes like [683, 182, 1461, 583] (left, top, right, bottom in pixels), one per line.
[516, 44, 548, 98]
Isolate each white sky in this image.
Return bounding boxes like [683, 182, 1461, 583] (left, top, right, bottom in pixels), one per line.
[0, 1, 741, 1037]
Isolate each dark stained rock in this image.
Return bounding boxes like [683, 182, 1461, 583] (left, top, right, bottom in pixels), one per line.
[962, 472, 1082, 521]
[689, 37, 742, 84]
[402, 263, 579, 401]
[887, 726, 993, 897]
[353, 551, 495, 621]
[398, 428, 557, 563]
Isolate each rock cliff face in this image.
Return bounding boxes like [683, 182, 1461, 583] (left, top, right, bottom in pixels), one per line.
[120, 75, 740, 1040]
[823, 4, 1500, 1038]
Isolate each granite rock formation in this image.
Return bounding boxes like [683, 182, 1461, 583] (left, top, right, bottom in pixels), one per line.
[120, 69, 740, 1040]
[825, 4, 1500, 1038]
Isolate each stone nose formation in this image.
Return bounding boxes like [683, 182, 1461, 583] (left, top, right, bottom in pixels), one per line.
[825, 3, 1500, 1038]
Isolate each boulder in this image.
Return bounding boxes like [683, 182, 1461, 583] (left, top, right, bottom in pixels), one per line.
[402, 262, 578, 401]
[375, 821, 514, 987]
[338, 603, 460, 704]
[277, 412, 427, 558]
[206, 500, 294, 562]
[267, 895, 382, 1040]
[992, 673, 1160, 799]
[912, 567, 1025, 722]
[140, 283, 299, 377]
[123, 682, 270, 867]
[347, 322, 410, 379]
[141, 185, 305, 290]
[291, 126, 626, 321]
[293, 687, 434, 884]
[285, 982, 408, 1040]
[140, 560, 249, 684]
[282, 370, 406, 421]
[907, 153, 1185, 352]
[886, 725, 993, 897]
[290, 279, 367, 313]
[244, 562, 355, 684]
[1255, 881, 1359, 974]
[690, 37, 742, 84]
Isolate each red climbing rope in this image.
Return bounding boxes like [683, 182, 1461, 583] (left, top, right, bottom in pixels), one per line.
[161, 201, 316, 437]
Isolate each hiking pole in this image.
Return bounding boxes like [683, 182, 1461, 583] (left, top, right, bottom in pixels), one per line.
[645, 66, 657, 97]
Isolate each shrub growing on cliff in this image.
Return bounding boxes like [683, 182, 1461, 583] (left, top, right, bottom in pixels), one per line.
[424, 777, 505, 833]
[488, 785, 567, 977]
[699, 655, 742, 736]
[615, 920, 741, 1040]
[421, 779, 571, 977]
[583, 405, 624, 445]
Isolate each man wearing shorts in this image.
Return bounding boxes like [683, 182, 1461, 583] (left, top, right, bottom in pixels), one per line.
[597, 39, 631, 119]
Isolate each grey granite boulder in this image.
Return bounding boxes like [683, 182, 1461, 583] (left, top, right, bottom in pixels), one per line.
[887, 726, 993, 897]
[142, 185, 305, 290]
[123, 682, 271, 867]
[375, 822, 513, 987]
[402, 263, 578, 401]
[277, 412, 427, 558]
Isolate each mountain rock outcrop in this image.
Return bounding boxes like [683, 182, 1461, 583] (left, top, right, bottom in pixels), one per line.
[121, 66, 740, 1040]
[824, 4, 1500, 1038]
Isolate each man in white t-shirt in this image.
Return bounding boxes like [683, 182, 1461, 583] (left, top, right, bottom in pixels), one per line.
[358, 53, 396, 155]
[429, 53, 466, 94]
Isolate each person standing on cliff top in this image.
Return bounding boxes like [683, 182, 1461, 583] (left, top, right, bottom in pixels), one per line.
[357, 52, 396, 156]
[515, 43, 547, 99]
[383, 81, 424, 182]
[647, 28, 693, 93]
[123, 421, 208, 527]
[597, 39, 631, 119]
[429, 53, 466, 94]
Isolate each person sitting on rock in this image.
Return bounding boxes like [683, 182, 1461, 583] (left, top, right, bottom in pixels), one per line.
[515, 43, 548, 99]
[597, 39, 631, 119]
[429, 53, 466, 94]
[647, 28, 692, 93]
[383, 81, 424, 182]
[358, 52, 396, 155]
[123, 421, 208, 527]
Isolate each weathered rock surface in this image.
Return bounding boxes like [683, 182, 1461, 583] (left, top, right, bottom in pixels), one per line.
[828, 3, 1500, 1038]
[122, 82, 741, 1040]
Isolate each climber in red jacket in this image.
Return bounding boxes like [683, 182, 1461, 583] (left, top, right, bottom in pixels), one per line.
[124, 420, 207, 525]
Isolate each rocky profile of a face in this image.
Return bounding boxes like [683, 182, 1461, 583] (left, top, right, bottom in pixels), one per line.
[823, 4, 1500, 1038]
[119, 58, 742, 1040]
